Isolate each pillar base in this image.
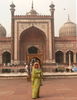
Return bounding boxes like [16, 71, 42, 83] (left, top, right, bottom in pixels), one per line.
[11, 60, 14, 64]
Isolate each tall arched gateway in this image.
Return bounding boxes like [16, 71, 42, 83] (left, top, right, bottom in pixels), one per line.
[19, 26, 46, 63]
[11, 3, 55, 65]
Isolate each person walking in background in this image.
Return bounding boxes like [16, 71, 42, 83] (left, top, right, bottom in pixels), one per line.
[25, 64, 28, 73]
[25, 63, 31, 81]
[31, 62, 43, 99]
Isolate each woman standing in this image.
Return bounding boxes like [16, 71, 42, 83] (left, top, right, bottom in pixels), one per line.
[31, 62, 43, 99]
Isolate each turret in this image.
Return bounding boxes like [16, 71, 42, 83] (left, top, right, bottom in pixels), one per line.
[49, 2, 55, 17]
[10, 2, 15, 17]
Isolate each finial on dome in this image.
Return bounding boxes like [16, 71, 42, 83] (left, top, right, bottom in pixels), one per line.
[64, 8, 71, 22]
[32, 0, 34, 10]
[67, 14, 70, 22]
[26, 0, 38, 15]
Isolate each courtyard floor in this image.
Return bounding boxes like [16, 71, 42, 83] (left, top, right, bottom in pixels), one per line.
[0, 78, 77, 100]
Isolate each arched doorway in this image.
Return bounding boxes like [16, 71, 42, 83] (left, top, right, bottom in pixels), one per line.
[28, 46, 38, 54]
[55, 51, 64, 64]
[66, 51, 73, 64]
[19, 26, 46, 63]
[2, 51, 11, 64]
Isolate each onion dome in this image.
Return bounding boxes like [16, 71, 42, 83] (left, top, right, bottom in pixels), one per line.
[26, 9, 38, 15]
[26, 1, 38, 15]
[59, 17, 77, 37]
[0, 24, 6, 37]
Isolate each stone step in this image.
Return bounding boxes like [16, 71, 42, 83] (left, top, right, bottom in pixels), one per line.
[0, 72, 77, 80]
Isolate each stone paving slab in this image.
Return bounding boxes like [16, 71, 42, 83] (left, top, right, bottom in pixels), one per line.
[0, 78, 77, 100]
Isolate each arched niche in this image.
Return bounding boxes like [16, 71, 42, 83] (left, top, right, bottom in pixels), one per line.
[19, 26, 46, 63]
[28, 46, 39, 54]
[2, 51, 11, 64]
[55, 51, 64, 64]
[66, 51, 73, 64]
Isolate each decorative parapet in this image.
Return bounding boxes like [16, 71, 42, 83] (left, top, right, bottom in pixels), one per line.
[0, 37, 11, 42]
[54, 36, 77, 42]
[13, 15, 52, 19]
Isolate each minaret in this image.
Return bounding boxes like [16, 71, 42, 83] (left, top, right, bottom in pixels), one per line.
[10, 2, 15, 64]
[10, 2, 15, 17]
[49, 2, 55, 62]
[50, 2, 55, 17]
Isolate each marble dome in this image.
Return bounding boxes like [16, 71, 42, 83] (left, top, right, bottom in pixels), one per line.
[0, 24, 6, 37]
[59, 19, 77, 37]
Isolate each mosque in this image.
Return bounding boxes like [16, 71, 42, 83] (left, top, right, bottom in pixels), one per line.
[0, 2, 77, 66]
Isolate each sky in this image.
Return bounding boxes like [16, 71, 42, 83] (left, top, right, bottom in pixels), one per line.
[0, 0, 76, 36]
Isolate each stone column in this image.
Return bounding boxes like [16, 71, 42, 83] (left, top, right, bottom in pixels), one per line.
[45, 40, 49, 63]
[17, 38, 20, 64]
[69, 51, 71, 66]
[64, 52, 66, 64]
[73, 53, 76, 63]
[0, 55, 2, 73]
[0, 55, 2, 64]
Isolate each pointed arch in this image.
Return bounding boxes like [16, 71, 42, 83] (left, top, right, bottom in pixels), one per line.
[28, 46, 39, 54]
[2, 51, 11, 64]
[55, 51, 64, 64]
[20, 26, 47, 41]
[66, 50, 73, 64]
[19, 26, 46, 63]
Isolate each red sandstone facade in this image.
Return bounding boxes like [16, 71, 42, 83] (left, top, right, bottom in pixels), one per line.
[0, 3, 77, 66]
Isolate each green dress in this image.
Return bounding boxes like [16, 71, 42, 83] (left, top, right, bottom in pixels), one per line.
[31, 67, 43, 99]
